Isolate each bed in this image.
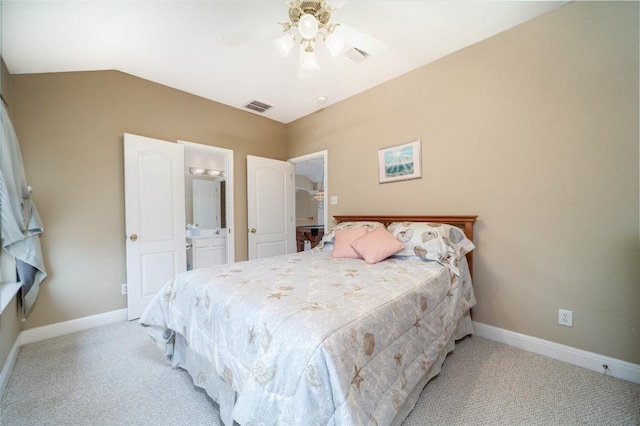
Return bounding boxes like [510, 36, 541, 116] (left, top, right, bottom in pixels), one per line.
[140, 215, 477, 425]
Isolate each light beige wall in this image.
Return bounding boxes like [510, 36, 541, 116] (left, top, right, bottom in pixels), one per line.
[287, 2, 639, 364]
[11, 70, 286, 329]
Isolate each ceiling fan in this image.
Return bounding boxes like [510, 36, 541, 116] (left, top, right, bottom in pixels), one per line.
[222, 0, 389, 78]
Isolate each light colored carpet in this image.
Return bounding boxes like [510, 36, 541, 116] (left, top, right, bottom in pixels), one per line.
[1, 320, 638, 425]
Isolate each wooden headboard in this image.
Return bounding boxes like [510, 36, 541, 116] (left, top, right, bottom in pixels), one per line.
[334, 215, 478, 276]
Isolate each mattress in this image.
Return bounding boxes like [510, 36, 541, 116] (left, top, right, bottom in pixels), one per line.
[140, 247, 476, 425]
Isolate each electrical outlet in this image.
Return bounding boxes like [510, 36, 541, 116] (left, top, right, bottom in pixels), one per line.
[121, 283, 128, 295]
[558, 309, 573, 327]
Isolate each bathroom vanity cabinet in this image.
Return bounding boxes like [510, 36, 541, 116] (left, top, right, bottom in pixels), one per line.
[187, 234, 227, 270]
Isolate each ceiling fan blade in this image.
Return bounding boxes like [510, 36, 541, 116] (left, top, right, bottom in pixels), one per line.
[334, 24, 389, 57]
[222, 23, 282, 46]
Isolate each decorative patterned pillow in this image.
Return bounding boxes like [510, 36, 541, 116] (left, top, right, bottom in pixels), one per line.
[387, 222, 475, 260]
[318, 221, 385, 248]
[350, 226, 405, 264]
[331, 227, 368, 259]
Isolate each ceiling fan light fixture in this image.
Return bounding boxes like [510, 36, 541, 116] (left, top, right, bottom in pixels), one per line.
[324, 33, 344, 57]
[274, 33, 295, 57]
[298, 13, 319, 39]
[277, 0, 386, 77]
[300, 43, 320, 71]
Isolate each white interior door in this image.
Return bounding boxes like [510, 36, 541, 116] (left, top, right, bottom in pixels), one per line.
[247, 155, 295, 260]
[124, 133, 186, 320]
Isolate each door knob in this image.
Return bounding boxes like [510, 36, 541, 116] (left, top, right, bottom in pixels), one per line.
[250, 228, 257, 234]
[130, 233, 138, 241]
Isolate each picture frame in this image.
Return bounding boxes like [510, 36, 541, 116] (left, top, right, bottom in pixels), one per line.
[377, 139, 422, 183]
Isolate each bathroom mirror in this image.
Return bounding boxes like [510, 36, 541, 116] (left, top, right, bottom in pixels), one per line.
[189, 177, 226, 230]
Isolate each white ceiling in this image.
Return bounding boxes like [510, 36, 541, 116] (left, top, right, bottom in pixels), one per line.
[1, 1, 568, 124]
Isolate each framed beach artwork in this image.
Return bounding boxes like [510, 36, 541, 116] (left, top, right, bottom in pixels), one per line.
[377, 139, 422, 183]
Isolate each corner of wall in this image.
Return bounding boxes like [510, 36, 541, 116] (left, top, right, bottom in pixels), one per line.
[1, 55, 12, 110]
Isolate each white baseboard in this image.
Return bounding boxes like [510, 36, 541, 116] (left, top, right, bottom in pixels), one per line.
[0, 336, 21, 399]
[19, 308, 128, 345]
[473, 321, 640, 385]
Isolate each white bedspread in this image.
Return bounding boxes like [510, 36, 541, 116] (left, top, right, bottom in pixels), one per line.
[140, 248, 475, 425]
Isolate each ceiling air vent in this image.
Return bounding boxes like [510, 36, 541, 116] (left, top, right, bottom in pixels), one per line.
[244, 100, 273, 113]
[345, 47, 370, 63]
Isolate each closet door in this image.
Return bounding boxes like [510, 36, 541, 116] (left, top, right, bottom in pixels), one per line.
[124, 133, 186, 320]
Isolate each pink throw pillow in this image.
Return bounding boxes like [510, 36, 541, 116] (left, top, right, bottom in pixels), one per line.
[332, 227, 368, 259]
[350, 226, 405, 264]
